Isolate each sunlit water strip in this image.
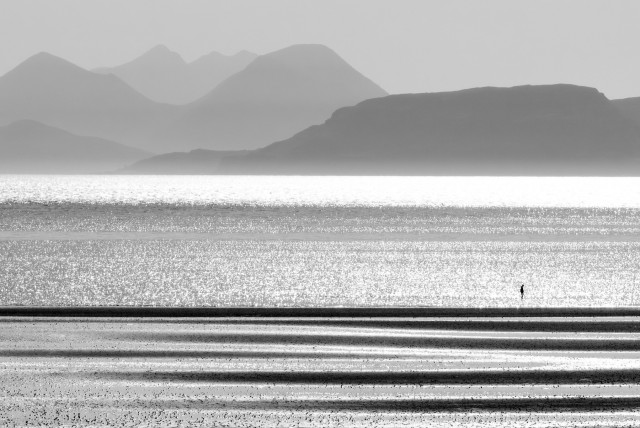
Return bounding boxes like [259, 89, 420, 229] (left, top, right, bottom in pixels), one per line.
[4, 175, 640, 207]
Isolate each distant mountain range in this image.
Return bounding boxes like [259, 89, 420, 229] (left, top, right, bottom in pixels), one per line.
[153, 44, 388, 152]
[0, 120, 149, 173]
[0, 44, 386, 154]
[0, 52, 176, 150]
[2, 45, 640, 175]
[94, 45, 257, 105]
[123, 84, 640, 175]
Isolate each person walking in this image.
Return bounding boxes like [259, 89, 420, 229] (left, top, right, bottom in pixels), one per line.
[520, 284, 525, 300]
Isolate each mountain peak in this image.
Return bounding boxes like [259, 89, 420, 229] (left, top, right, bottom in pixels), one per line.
[275, 44, 336, 54]
[251, 44, 343, 70]
[4, 118, 49, 130]
[127, 45, 186, 67]
[92, 46, 254, 104]
[0, 49, 174, 151]
[148, 44, 172, 53]
[7, 52, 87, 76]
[203, 43, 387, 107]
[142, 44, 183, 59]
[29, 51, 60, 61]
[164, 44, 387, 151]
[0, 119, 54, 139]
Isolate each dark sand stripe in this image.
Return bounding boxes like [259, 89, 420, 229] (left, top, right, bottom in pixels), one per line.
[120, 332, 640, 351]
[2, 307, 640, 318]
[155, 319, 640, 333]
[203, 319, 640, 333]
[0, 349, 403, 359]
[231, 396, 640, 412]
[79, 396, 640, 412]
[96, 369, 640, 385]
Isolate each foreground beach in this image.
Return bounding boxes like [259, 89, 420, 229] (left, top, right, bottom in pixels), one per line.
[1, 308, 639, 427]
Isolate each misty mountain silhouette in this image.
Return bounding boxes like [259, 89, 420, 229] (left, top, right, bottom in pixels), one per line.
[94, 45, 257, 105]
[153, 44, 388, 152]
[125, 84, 640, 175]
[119, 149, 247, 174]
[0, 52, 176, 150]
[0, 120, 150, 173]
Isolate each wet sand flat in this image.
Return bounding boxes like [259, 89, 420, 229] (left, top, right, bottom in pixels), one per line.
[1, 309, 640, 426]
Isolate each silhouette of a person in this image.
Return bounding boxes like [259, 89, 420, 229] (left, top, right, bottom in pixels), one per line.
[520, 284, 525, 300]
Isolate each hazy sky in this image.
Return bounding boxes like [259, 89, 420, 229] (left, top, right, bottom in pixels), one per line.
[1, 0, 639, 99]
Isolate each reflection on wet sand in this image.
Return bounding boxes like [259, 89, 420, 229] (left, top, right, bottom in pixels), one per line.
[1, 310, 640, 426]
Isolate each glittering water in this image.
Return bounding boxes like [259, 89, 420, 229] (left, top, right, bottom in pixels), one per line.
[1, 175, 640, 307]
[4, 175, 640, 207]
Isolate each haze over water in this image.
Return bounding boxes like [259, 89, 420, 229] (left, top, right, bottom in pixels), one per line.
[2, 175, 640, 307]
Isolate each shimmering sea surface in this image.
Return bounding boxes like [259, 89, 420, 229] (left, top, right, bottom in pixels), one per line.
[2, 175, 640, 307]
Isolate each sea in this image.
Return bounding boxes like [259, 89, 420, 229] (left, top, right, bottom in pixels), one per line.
[2, 175, 640, 307]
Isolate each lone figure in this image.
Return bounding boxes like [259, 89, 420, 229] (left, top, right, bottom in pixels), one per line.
[520, 284, 525, 300]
